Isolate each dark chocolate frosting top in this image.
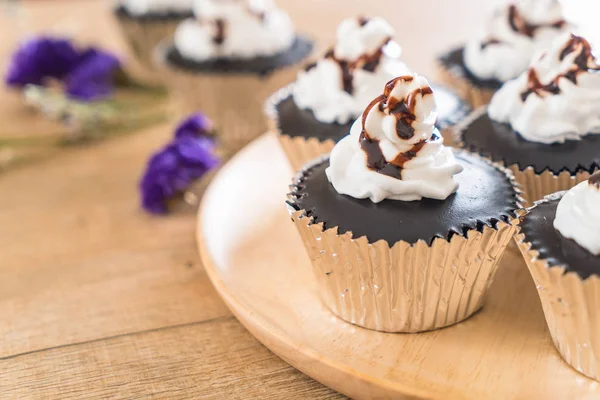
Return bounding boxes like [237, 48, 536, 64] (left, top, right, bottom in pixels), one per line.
[288, 151, 519, 246]
[520, 194, 600, 279]
[163, 36, 313, 76]
[461, 111, 600, 174]
[438, 47, 504, 89]
[114, 4, 193, 20]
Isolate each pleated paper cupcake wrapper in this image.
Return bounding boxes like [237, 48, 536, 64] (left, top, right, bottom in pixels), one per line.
[287, 154, 522, 332]
[155, 45, 305, 158]
[436, 62, 496, 108]
[289, 208, 519, 333]
[516, 198, 600, 381]
[277, 135, 334, 171]
[508, 166, 594, 208]
[114, 15, 181, 72]
[454, 107, 598, 207]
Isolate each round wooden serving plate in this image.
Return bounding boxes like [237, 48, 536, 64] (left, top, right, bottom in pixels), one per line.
[197, 133, 600, 400]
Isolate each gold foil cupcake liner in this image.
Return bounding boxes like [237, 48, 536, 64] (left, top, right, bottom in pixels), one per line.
[288, 155, 522, 333]
[516, 195, 600, 381]
[114, 14, 182, 71]
[509, 166, 594, 208]
[156, 44, 304, 157]
[436, 61, 496, 108]
[278, 135, 335, 172]
[454, 107, 598, 207]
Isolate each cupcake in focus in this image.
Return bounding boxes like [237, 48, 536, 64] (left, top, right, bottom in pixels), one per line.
[156, 0, 313, 156]
[267, 16, 470, 171]
[114, 0, 193, 68]
[516, 174, 600, 381]
[287, 74, 521, 333]
[438, 0, 570, 107]
[458, 33, 600, 206]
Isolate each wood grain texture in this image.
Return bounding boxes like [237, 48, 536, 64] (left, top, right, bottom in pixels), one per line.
[0, 1, 344, 398]
[1, 317, 342, 400]
[0, 0, 506, 398]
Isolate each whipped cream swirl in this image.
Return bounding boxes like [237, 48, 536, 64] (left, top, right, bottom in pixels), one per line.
[464, 0, 569, 82]
[293, 16, 409, 124]
[326, 75, 463, 203]
[489, 33, 600, 144]
[174, 0, 295, 61]
[553, 172, 600, 255]
[120, 0, 193, 16]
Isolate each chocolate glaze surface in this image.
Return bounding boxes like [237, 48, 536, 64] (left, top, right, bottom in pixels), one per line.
[276, 85, 470, 142]
[165, 36, 313, 76]
[438, 47, 503, 90]
[276, 95, 353, 142]
[521, 196, 599, 279]
[461, 112, 600, 174]
[114, 5, 193, 21]
[288, 152, 519, 246]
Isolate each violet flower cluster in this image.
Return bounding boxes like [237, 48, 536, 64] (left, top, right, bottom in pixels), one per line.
[5, 37, 121, 101]
[140, 114, 219, 214]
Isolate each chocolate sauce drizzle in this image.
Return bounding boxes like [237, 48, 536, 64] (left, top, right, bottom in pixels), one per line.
[213, 19, 225, 45]
[521, 34, 600, 101]
[324, 39, 391, 94]
[210, 1, 268, 46]
[508, 4, 566, 38]
[357, 16, 370, 27]
[480, 38, 501, 50]
[320, 18, 390, 95]
[359, 76, 436, 180]
[304, 62, 317, 72]
[589, 171, 600, 189]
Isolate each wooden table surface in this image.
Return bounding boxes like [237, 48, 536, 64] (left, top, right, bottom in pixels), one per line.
[0, 1, 510, 398]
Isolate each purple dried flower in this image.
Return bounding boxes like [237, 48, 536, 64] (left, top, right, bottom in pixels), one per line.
[65, 48, 122, 101]
[140, 136, 219, 214]
[5, 37, 80, 87]
[174, 113, 215, 139]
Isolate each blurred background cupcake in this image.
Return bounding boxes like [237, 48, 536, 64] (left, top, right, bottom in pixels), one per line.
[156, 0, 313, 157]
[457, 33, 600, 206]
[516, 175, 600, 381]
[267, 16, 470, 171]
[288, 74, 521, 332]
[437, 0, 570, 107]
[114, 0, 193, 72]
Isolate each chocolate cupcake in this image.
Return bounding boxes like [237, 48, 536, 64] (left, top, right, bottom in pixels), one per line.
[266, 17, 470, 171]
[287, 74, 521, 333]
[516, 174, 600, 381]
[458, 33, 600, 207]
[437, 0, 570, 107]
[155, 0, 313, 156]
[114, 0, 193, 69]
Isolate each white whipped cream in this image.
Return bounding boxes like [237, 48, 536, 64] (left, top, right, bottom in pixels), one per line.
[326, 75, 463, 203]
[489, 33, 600, 144]
[553, 175, 600, 255]
[120, 0, 193, 16]
[293, 17, 409, 124]
[464, 0, 569, 82]
[173, 0, 295, 61]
